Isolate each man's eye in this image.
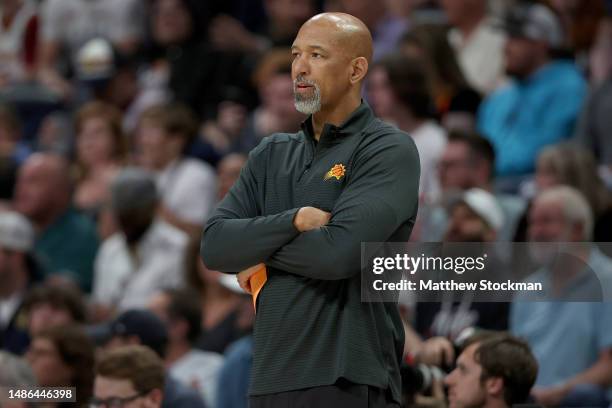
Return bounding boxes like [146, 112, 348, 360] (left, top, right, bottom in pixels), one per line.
[312, 53, 321, 58]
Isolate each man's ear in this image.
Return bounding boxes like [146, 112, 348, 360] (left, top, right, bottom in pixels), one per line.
[485, 376, 504, 398]
[143, 388, 163, 407]
[350, 57, 369, 84]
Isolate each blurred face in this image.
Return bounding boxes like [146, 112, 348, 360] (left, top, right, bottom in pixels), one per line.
[534, 160, 559, 191]
[77, 117, 116, 166]
[153, 0, 192, 46]
[26, 338, 73, 387]
[0, 248, 21, 295]
[445, 203, 494, 242]
[28, 303, 74, 336]
[262, 73, 299, 118]
[0, 124, 18, 158]
[367, 66, 396, 119]
[505, 37, 543, 79]
[291, 20, 354, 114]
[528, 199, 573, 242]
[135, 120, 173, 170]
[147, 292, 171, 323]
[14, 158, 64, 221]
[445, 343, 487, 408]
[93, 376, 161, 408]
[439, 142, 473, 191]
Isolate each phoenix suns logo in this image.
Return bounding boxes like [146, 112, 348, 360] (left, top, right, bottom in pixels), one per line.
[324, 164, 346, 181]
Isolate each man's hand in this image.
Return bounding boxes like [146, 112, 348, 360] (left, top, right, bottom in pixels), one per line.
[237, 263, 265, 294]
[294, 207, 331, 232]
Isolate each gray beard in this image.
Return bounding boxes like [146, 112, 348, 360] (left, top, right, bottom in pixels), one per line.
[294, 85, 321, 115]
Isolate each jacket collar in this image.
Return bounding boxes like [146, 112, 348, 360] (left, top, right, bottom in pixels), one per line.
[300, 101, 374, 145]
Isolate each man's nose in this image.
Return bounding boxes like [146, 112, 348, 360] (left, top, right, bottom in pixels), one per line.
[292, 55, 309, 77]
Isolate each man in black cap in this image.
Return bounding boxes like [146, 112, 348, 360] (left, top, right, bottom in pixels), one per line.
[101, 309, 206, 408]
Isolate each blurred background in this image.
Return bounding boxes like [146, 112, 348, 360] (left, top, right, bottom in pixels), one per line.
[1, 0, 612, 407]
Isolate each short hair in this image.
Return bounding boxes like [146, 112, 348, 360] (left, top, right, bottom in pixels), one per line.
[95, 345, 165, 394]
[165, 288, 202, 344]
[23, 285, 87, 323]
[36, 325, 95, 404]
[471, 334, 538, 405]
[139, 103, 198, 146]
[0, 351, 37, 387]
[448, 130, 496, 178]
[373, 53, 436, 119]
[535, 185, 594, 240]
[75, 101, 127, 161]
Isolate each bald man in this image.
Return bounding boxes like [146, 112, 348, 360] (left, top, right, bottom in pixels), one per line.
[14, 153, 99, 291]
[202, 13, 420, 407]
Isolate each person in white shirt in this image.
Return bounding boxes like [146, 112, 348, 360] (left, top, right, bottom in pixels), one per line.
[148, 288, 223, 408]
[368, 53, 447, 202]
[443, 0, 507, 95]
[92, 168, 188, 315]
[135, 103, 217, 236]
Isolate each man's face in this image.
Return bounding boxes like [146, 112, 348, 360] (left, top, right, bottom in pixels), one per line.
[135, 120, 172, 170]
[153, 0, 192, 46]
[445, 343, 487, 408]
[93, 376, 161, 408]
[26, 338, 73, 387]
[445, 203, 493, 242]
[14, 160, 57, 220]
[291, 20, 354, 114]
[505, 37, 542, 79]
[439, 142, 474, 191]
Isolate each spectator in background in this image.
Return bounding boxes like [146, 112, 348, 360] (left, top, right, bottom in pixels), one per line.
[535, 144, 612, 246]
[240, 48, 304, 152]
[135, 104, 217, 236]
[217, 153, 247, 201]
[0, 211, 43, 354]
[215, 335, 253, 408]
[22, 285, 87, 338]
[37, 0, 145, 100]
[26, 325, 95, 406]
[575, 17, 612, 171]
[73, 101, 126, 217]
[478, 2, 586, 183]
[400, 24, 481, 131]
[546, 0, 606, 55]
[91, 345, 165, 408]
[0, 0, 38, 88]
[13, 153, 99, 292]
[0, 351, 37, 408]
[445, 333, 539, 408]
[92, 168, 188, 314]
[145, 0, 250, 119]
[512, 186, 612, 407]
[101, 309, 207, 408]
[368, 53, 446, 201]
[187, 239, 253, 354]
[418, 131, 525, 242]
[148, 288, 223, 408]
[209, 0, 318, 52]
[335, 0, 409, 61]
[442, 0, 507, 95]
[415, 188, 510, 341]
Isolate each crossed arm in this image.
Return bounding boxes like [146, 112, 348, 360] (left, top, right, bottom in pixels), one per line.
[201, 137, 420, 280]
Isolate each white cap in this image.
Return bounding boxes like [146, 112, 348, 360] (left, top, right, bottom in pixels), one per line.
[461, 188, 505, 231]
[0, 211, 35, 252]
[76, 38, 115, 81]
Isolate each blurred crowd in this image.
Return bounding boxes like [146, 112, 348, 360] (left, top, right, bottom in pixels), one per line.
[1, 0, 612, 407]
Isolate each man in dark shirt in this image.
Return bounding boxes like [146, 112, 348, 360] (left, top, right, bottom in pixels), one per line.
[201, 12, 420, 407]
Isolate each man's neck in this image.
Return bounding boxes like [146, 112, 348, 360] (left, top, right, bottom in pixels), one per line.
[311, 95, 361, 141]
